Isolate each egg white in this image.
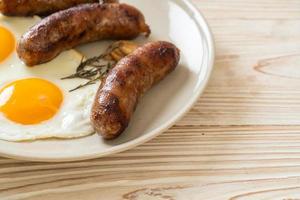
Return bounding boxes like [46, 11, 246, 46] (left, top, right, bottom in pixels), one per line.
[0, 15, 99, 141]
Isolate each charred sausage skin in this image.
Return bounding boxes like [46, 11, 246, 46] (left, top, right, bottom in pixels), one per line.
[0, 0, 118, 16]
[91, 41, 180, 140]
[17, 3, 151, 66]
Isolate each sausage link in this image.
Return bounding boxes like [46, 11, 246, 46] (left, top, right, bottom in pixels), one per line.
[17, 3, 151, 66]
[0, 0, 118, 16]
[91, 41, 180, 139]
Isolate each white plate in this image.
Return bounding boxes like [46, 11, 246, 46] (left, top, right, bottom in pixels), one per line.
[0, 0, 214, 162]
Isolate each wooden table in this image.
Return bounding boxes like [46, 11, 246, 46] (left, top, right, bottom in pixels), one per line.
[1, 0, 300, 199]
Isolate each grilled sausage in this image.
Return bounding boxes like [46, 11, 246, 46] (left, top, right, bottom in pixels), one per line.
[0, 0, 118, 16]
[91, 41, 180, 140]
[17, 3, 150, 66]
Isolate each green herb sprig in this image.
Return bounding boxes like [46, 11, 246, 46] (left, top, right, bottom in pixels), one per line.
[61, 41, 138, 92]
[61, 54, 115, 92]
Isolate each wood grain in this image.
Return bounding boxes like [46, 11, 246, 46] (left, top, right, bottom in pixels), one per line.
[1, 0, 300, 199]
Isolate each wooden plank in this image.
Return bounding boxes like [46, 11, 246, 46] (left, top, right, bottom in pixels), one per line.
[2, 126, 300, 199]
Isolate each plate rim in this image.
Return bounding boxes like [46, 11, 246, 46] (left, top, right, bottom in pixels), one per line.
[0, 0, 215, 162]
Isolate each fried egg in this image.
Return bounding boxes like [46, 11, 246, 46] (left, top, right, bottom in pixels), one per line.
[0, 15, 98, 141]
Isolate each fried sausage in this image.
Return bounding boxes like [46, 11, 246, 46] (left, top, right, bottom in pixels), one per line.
[91, 41, 180, 140]
[17, 3, 150, 66]
[0, 0, 118, 16]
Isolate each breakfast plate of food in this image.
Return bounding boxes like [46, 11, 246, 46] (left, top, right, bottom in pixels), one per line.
[0, 0, 214, 162]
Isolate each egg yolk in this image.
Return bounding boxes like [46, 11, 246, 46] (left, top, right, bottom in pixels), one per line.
[0, 26, 15, 62]
[0, 78, 63, 125]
